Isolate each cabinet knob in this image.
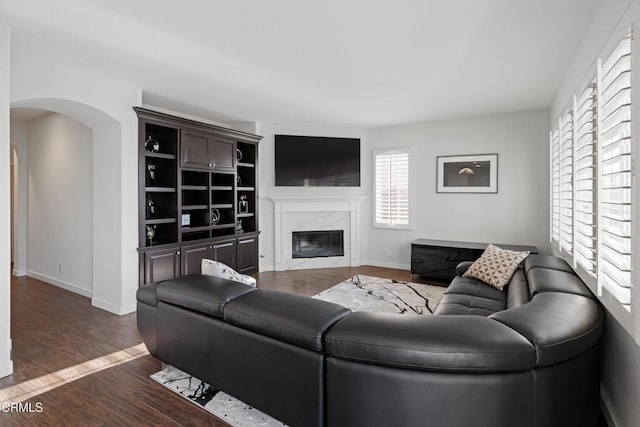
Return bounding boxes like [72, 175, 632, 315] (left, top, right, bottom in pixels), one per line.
[211, 163, 216, 168]
[208, 163, 212, 167]
[177, 251, 180, 255]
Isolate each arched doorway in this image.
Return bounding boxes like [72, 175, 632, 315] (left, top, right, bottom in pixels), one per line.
[9, 98, 135, 314]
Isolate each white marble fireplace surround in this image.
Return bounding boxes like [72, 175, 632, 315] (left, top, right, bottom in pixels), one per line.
[270, 196, 366, 271]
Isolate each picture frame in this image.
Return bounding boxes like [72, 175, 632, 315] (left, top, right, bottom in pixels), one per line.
[436, 153, 498, 193]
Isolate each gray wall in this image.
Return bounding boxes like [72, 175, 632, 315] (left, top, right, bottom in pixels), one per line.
[364, 109, 551, 268]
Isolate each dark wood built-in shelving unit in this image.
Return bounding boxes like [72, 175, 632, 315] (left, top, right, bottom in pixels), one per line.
[136, 107, 262, 286]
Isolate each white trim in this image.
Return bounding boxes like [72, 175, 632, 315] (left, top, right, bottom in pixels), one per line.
[0, 359, 13, 378]
[361, 259, 410, 271]
[91, 298, 136, 316]
[26, 270, 92, 298]
[12, 269, 25, 277]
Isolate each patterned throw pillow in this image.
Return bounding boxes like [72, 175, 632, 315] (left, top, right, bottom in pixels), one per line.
[462, 244, 529, 290]
[201, 259, 257, 287]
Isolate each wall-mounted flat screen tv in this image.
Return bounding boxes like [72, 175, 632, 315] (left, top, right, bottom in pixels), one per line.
[275, 135, 361, 187]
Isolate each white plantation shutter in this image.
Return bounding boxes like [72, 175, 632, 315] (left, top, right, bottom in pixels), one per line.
[559, 110, 574, 254]
[374, 150, 410, 227]
[574, 81, 598, 276]
[598, 34, 632, 308]
[551, 129, 561, 244]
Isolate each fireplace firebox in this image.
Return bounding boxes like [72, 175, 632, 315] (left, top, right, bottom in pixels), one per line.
[292, 230, 344, 259]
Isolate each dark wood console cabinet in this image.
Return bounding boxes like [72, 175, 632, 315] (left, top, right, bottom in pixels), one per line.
[136, 108, 261, 286]
[411, 239, 538, 282]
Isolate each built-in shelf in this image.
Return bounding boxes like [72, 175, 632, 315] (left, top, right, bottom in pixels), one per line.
[238, 213, 254, 218]
[212, 186, 233, 191]
[211, 204, 233, 209]
[145, 218, 177, 225]
[145, 152, 176, 160]
[181, 205, 208, 210]
[181, 225, 211, 233]
[145, 187, 176, 193]
[237, 162, 255, 168]
[237, 186, 255, 191]
[212, 223, 235, 230]
[182, 185, 208, 191]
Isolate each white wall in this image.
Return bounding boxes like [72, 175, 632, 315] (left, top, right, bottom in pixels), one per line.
[10, 118, 28, 276]
[256, 122, 368, 271]
[549, 1, 639, 426]
[10, 38, 142, 315]
[26, 113, 93, 296]
[364, 109, 550, 269]
[0, 25, 12, 377]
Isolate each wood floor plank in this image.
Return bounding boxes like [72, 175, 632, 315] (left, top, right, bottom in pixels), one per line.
[0, 266, 428, 425]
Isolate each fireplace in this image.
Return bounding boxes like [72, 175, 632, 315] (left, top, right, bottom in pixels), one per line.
[292, 230, 344, 259]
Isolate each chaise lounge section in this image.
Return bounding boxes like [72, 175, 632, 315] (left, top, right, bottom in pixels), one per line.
[137, 254, 603, 427]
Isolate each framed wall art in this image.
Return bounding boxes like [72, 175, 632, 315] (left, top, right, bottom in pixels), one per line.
[436, 153, 498, 193]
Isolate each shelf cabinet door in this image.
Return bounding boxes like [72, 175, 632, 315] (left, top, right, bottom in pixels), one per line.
[237, 236, 258, 274]
[181, 242, 212, 276]
[211, 137, 235, 171]
[410, 246, 450, 280]
[181, 130, 210, 169]
[143, 247, 181, 284]
[212, 239, 237, 269]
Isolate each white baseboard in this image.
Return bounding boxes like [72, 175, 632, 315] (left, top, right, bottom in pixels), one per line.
[0, 360, 13, 378]
[259, 264, 275, 273]
[91, 298, 136, 316]
[601, 385, 620, 427]
[360, 259, 411, 271]
[27, 271, 92, 298]
[12, 269, 26, 277]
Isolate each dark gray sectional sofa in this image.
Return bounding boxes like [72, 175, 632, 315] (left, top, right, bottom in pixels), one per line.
[137, 254, 603, 427]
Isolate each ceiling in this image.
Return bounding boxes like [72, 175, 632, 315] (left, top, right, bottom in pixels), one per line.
[0, 0, 599, 127]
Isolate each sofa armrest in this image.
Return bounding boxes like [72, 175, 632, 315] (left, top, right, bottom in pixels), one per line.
[456, 261, 475, 276]
[325, 312, 535, 373]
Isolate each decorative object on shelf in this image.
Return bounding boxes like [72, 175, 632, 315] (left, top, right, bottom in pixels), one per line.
[211, 208, 221, 225]
[145, 136, 160, 153]
[147, 199, 157, 218]
[236, 148, 243, 162]
[181, 214, 191, 227]
[146, 225, 156, 245]
[237, 175, 242, 187]
[436, 153, 498, 193]
[147, 163, 157, 185]
[238, 195, 249, 214]
[236, 219, 244, 233]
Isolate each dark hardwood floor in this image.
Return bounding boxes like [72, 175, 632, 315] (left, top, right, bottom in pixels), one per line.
[0, 266, 419, 426]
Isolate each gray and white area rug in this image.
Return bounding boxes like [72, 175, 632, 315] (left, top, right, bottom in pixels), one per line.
[152, 275, 446, 426]
[313, 274, 445, 314]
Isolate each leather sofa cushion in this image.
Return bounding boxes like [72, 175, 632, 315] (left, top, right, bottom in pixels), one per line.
[325, 312, 536, 372]
[524, 254, 573, 274]
[434, 276, 506, 316]
[527, 268, 594, 299]
[157, 274, 255, 318]
[455, 261, 475, 276]
[136, 280, 163, 307]
[506, 268, 530, 309]
[490, 292, 603, 367]
[224, 289, 350, 352]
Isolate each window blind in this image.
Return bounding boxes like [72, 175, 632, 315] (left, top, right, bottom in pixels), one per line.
[551, 129, 561, 244]
[559, 110, 574, 254]
[574, 81, 598, 276]
[374, 151, 409, 226]
[598, 35, 632, 308]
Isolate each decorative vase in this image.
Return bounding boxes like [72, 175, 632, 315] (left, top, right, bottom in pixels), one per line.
[145, 136, 160, 153]
[238, 195, 249, 214]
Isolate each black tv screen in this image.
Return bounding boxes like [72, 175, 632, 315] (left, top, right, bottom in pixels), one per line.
[275, 135, 361, 187]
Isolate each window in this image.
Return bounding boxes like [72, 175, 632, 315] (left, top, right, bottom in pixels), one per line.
[373, 149, 410, 228]
[573, 80, 597, 277]
[598, 35, 632, 309]
[549, 28, 633, 314]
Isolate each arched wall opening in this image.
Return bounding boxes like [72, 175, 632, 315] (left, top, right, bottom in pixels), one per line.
[10, 98, 134, 315]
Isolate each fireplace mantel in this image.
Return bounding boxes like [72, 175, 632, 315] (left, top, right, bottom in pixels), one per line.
[269, 196, 366, 271]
